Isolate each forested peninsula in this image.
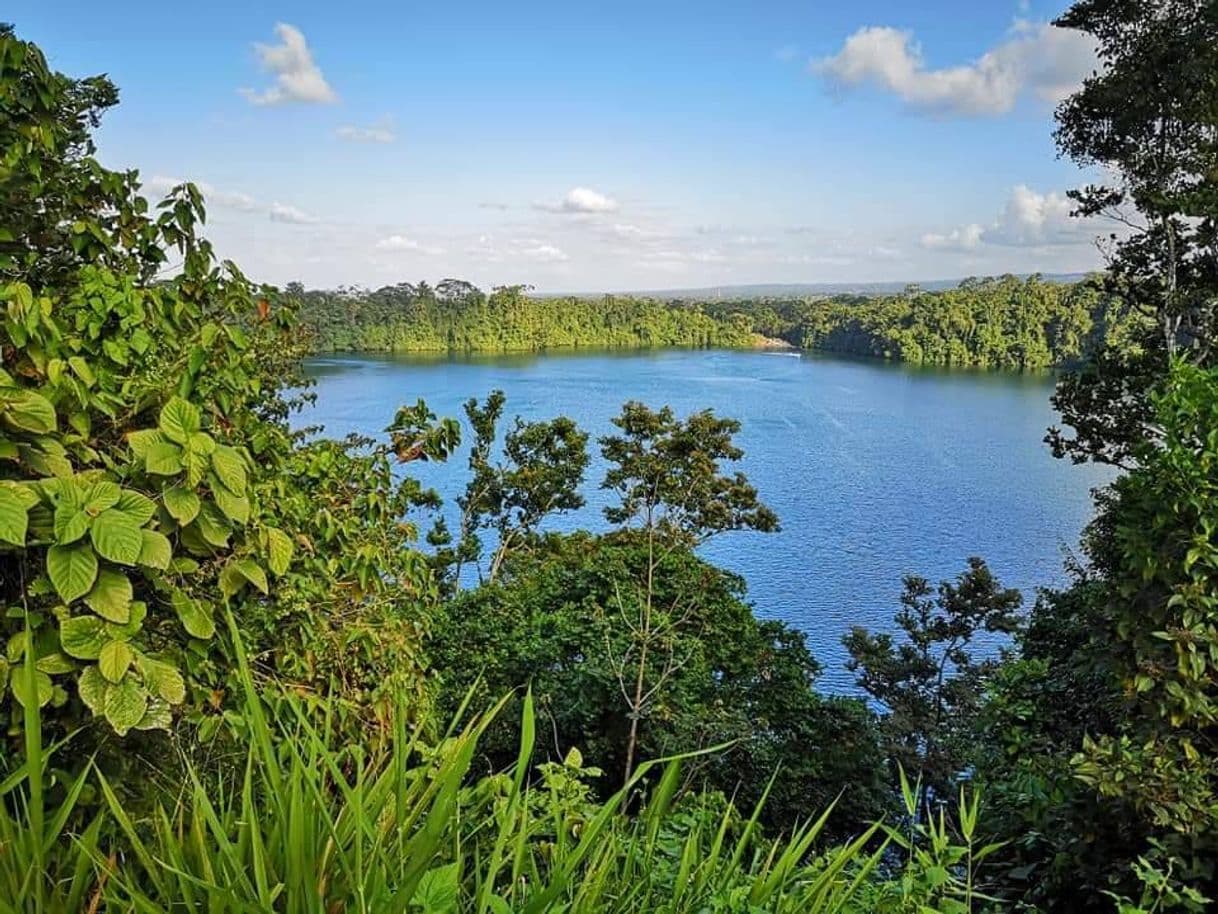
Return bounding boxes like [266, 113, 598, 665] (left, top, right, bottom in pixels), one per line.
[297, 274, 1129, 371]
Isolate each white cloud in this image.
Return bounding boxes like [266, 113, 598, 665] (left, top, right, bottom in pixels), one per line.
[269, 202, 321, 225]
[520, 243, 569, 262]
[537, 187, 619, 214]
[815, 20, 1097, 116]
[922, 185, 1103, 251]
[336, 121, 396, 144]
[240, 24, 338, 106]
[921, 223, 984, 252]
[146, 175, 260, 212]
[374, 234, 444, 255]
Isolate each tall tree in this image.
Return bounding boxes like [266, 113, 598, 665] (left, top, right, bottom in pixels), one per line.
[599, 403, 778, 782]
[844, 558, 1022, 800]
[1047, 0, 1218, 467]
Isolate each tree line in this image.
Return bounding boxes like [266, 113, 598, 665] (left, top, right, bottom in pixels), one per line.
[296, 273, 1131, 372]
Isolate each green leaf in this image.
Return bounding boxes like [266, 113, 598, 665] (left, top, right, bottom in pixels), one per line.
[104, 677, 148, 736]
[90, 509, 143, 565]
[134, 697, 173, 731]
[213, 486, 250, 524]
[193, 503, 231, 548]
[127, 429, 164, 458]
[98, 640, 133, 683]
[210, 445, 247, 495]
[53, 502, 88, 545]
[83, 481, 121, 514]
[412, 863, 459, 914]
[139, 656, 186, 704]
[47, 542, 99, 603]
[60, 616, 109, 660]
[265, 527, 293, 576]
[105, 600, 147, 642]
[137, 529, 172, 570]
[0, 388, 57, 434]
[234, 557, 268, 594]
[11, 669, 53, 708]
[0, 485, 29, 545]
[84, 568, 133, 624]
[187, 431, 216, 456]
[78, 666, 110, 714]
[115, 490, 156, 526]
[145, 441, 183, 476]
[159, 397, 201, 445]
[163, 486, 201, 525]
[172, 592, 215, 640]
[36, 652, 74, 674]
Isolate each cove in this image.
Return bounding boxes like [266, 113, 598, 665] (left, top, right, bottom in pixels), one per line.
[300, 348, 1113, 691]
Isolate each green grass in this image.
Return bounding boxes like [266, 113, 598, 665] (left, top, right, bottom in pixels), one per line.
[1, 615, 994, 912]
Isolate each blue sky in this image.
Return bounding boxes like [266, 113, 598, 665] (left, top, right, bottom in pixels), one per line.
[12, 0, 1108, 291]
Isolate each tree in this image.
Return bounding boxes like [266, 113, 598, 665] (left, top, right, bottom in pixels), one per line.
[599, 403, 779, 782]
[427, 533, 889, 839]
[1047, 0, 1218, 467]
[436, 391, 589, 586]
[844, 558, 1022, 799]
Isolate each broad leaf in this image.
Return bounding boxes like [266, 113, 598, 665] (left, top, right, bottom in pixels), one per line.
[77, 666, 109, 714]
[158, 397, 201, 445]
[0, 485, 29, 545]
[137, 529, 172, 570]
[145, 441, 183, 476]
[84, 568, 133, 624]
[60, 616, 109, 660]
[47, 542, 99, 603]
[163, 486, 200, 525]
[98, 640, 134, 683]
[104, 677, 148, 735]
[172, 592, 215, 640]
[265, 527, 294, 576]
[139, 656, 186, 704]
[90, 508, 143, 565]
[210, 445, 247, 495]
[0, 387, 56, 434]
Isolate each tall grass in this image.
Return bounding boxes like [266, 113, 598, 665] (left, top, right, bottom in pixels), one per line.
[1, 615, 995, 912]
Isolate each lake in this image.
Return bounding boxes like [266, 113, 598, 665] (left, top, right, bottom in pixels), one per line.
[300, 349, 1112, 691]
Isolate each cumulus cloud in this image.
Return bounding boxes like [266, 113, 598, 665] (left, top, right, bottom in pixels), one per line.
[269, 202, 321, 225]
[537, 187, 619, 214]
[922, 185, 1102, 251]
[520, 243, 569, 262]
[374, 234, 444, 255]
[240, 24, 338, 106]
[815, 20, 1097, 116]
[336, 120, 395, 144]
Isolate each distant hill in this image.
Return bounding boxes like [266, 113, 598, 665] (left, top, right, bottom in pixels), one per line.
[540, 273, 1092, 301]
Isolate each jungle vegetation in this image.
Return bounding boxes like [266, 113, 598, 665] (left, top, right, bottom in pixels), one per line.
[1, 0, 1217, 910]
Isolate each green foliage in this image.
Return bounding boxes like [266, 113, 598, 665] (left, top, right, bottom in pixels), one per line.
[844, 558, 1022, 798]
[430, 534, 891, 839]
[600, 402, 779, 544]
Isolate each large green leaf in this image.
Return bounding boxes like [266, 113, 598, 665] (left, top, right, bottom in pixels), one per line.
[210, 445, 247, 495]
[163, 486, 200, 524]
[11, 668, 53, 708]
[193, 503, 231, 548]
[126, 428, 164, 458]
[83, 481, 121, 515]
[47, 542, 99, 603]
[0, 387, 56, 434]
[77, 666, 110, 714]
[104, 677, 148, 735]
[145, 441, 183, 476]
[158, 397, 201, 445]
[90, 508, 143, 565]
[234, 557, 268, 594]
[98, 640, 134, 683]
[139, 655, 186, 704]
[265, 526, 294, 576]
[137, 529, 172, 570]
[115, 489, 157, 526]
[172, 592, 215, 640]
[60, 616, 109, 660]
[213, 485, 250, 524]
[0, 485, 29, 545]
[53, 502, 88, 545]
[85, 568, 133, 624]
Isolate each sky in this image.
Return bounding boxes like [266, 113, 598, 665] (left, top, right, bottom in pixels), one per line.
[12, 0, 1112, 292]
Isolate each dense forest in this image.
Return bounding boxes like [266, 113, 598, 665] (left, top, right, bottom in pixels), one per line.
[2, 1, 1217, 911]
[297, 273, 1127, 371]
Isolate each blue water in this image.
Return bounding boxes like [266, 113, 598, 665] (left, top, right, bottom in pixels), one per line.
[299, 349, 1112, 691]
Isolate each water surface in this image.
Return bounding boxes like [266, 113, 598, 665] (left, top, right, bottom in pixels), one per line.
[300, 349, 1111, 690]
